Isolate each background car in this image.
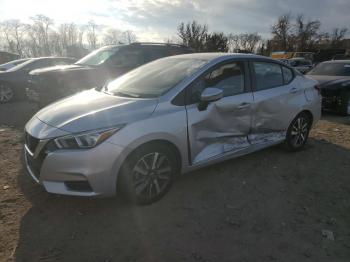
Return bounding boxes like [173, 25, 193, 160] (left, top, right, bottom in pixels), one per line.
[0, 57, 76, 103]
[289, 58, 313, 74]
[0, 58, 30, 71]
[26, 42, 194, 107]
[24, 53, 320, 204]
[307, 60, 350, 115]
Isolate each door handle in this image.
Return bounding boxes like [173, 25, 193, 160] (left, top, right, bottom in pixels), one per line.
[237, 102, 250, 109]
[289, 87, 298, 94]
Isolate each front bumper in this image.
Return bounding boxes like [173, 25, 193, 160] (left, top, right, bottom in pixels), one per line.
[24, 135, 126, 197]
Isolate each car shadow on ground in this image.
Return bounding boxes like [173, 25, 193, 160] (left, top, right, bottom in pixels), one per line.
[0, 102, 38, 127]
[14, 138, 350, 262]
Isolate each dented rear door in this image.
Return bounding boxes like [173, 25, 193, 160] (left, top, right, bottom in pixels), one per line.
[249, 60, 302, 144]
[185, 60, 254, 165]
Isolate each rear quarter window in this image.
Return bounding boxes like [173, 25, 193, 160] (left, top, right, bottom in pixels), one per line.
[282, 66, 294, 84]
[253, 62, 283, 91]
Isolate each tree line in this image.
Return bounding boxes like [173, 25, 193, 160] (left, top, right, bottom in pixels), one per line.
[0, 13, 348, 58]
[177, 14, 348, 54]
[0, 14, 137, 58]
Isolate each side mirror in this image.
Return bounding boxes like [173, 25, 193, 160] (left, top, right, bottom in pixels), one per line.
[198, 87, 223, 111]
[200, 87, 223, 102]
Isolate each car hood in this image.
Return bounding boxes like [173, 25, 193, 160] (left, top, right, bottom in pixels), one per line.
[306, 75, 350, 87]
[30, 64, 92, 75]
[30, 89, 158, 137]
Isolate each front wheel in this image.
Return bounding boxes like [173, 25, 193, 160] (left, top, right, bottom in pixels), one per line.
[0, 83, 14, 103]
[285, 113, 312, 151]
[120, 144, 177, 205]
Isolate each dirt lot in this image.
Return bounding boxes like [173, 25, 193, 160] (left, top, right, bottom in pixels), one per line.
[0, 102, 350, 262]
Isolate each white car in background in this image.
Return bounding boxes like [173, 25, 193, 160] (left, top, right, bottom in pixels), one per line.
[289, 58, 313, 74]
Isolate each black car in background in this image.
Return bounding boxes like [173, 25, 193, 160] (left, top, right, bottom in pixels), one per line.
[0, 58, 30, 71]
[0, 57, 76, 103]
[307, 60, 350, 115]
[26, 42, 193, 107]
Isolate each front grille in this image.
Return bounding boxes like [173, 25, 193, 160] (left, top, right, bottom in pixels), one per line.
[24, 134, 55, 181]
[25, 132, 39, 154]
[26, 152, 42, 179]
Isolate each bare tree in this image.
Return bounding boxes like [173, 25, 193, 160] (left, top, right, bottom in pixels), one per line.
[177, 21, 208, 51]
[228, 33, 261, 52]
[30, 14, 54, 56]
[122, 30, 137, 44]
[228, 34, 240, 52]
[271, 13, 292, 50]
[103, 28, 122, 45]
[204, 32, 229, 52]
[0, 20, 25, 56]
[87, 20, 98, 49]
[331, 27, 348, 48]
[295, 14, 321, 51]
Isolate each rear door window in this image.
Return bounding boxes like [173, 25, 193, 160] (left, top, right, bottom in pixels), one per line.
[253, 62, 283, 91]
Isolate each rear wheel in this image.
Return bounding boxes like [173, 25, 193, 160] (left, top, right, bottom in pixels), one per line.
[285, 113, 312, 151]
[0, 83, 14, 103]
[339, 91, 350, 116]
[120, 144, 177, 205]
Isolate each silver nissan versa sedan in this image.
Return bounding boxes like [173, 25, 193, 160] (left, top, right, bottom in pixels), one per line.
[24, 53, 321, 204]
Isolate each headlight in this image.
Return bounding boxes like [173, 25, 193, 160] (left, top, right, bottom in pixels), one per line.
[54, 126, 123, 149]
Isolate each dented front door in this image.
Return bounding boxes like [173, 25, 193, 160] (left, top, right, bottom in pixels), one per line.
[185, 61, 253, 165]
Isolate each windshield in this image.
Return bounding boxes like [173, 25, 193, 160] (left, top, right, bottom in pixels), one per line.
[6, 59, 36, 72]
[105, 57, 207, 98]
[308, 62, 350, 76]
[76, 47, 119, 66]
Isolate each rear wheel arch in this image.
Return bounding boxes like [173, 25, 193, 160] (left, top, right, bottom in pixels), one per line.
[298, 110, 313, 125]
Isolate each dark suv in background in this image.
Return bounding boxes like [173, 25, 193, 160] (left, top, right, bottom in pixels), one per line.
[27, 42, 194, 107]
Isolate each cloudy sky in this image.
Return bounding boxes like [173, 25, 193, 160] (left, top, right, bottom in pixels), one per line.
[0, 0, 349, 41]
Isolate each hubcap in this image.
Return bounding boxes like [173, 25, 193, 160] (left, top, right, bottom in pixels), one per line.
[290, 117, 309, 147]
[132, 152, 172, 199]
[0, 84, 13, 103]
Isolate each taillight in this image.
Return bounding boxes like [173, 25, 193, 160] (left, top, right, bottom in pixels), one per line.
[314, 85, 321, 95]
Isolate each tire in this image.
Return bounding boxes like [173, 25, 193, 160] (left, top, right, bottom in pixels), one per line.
[119, 144, 178, 205]
[338, 91, 350, 116]
[0, 83, 14, 103]
[285, 113, 312, 151]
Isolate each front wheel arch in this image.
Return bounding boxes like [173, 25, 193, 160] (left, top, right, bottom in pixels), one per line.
[117, 140, 182, 204]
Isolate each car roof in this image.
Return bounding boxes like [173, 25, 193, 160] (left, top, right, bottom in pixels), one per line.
[169, 52, 265, 61]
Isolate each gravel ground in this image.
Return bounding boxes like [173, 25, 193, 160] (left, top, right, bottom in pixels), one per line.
[0, 102, 350, 262]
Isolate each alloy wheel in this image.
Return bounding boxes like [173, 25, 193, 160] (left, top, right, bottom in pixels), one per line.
[132, 152, 172, 200]
[290, 116, 310, 147]
[0, 84, 14, 103]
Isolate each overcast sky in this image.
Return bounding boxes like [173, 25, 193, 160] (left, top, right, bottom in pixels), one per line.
[0, 0, 349, 41]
